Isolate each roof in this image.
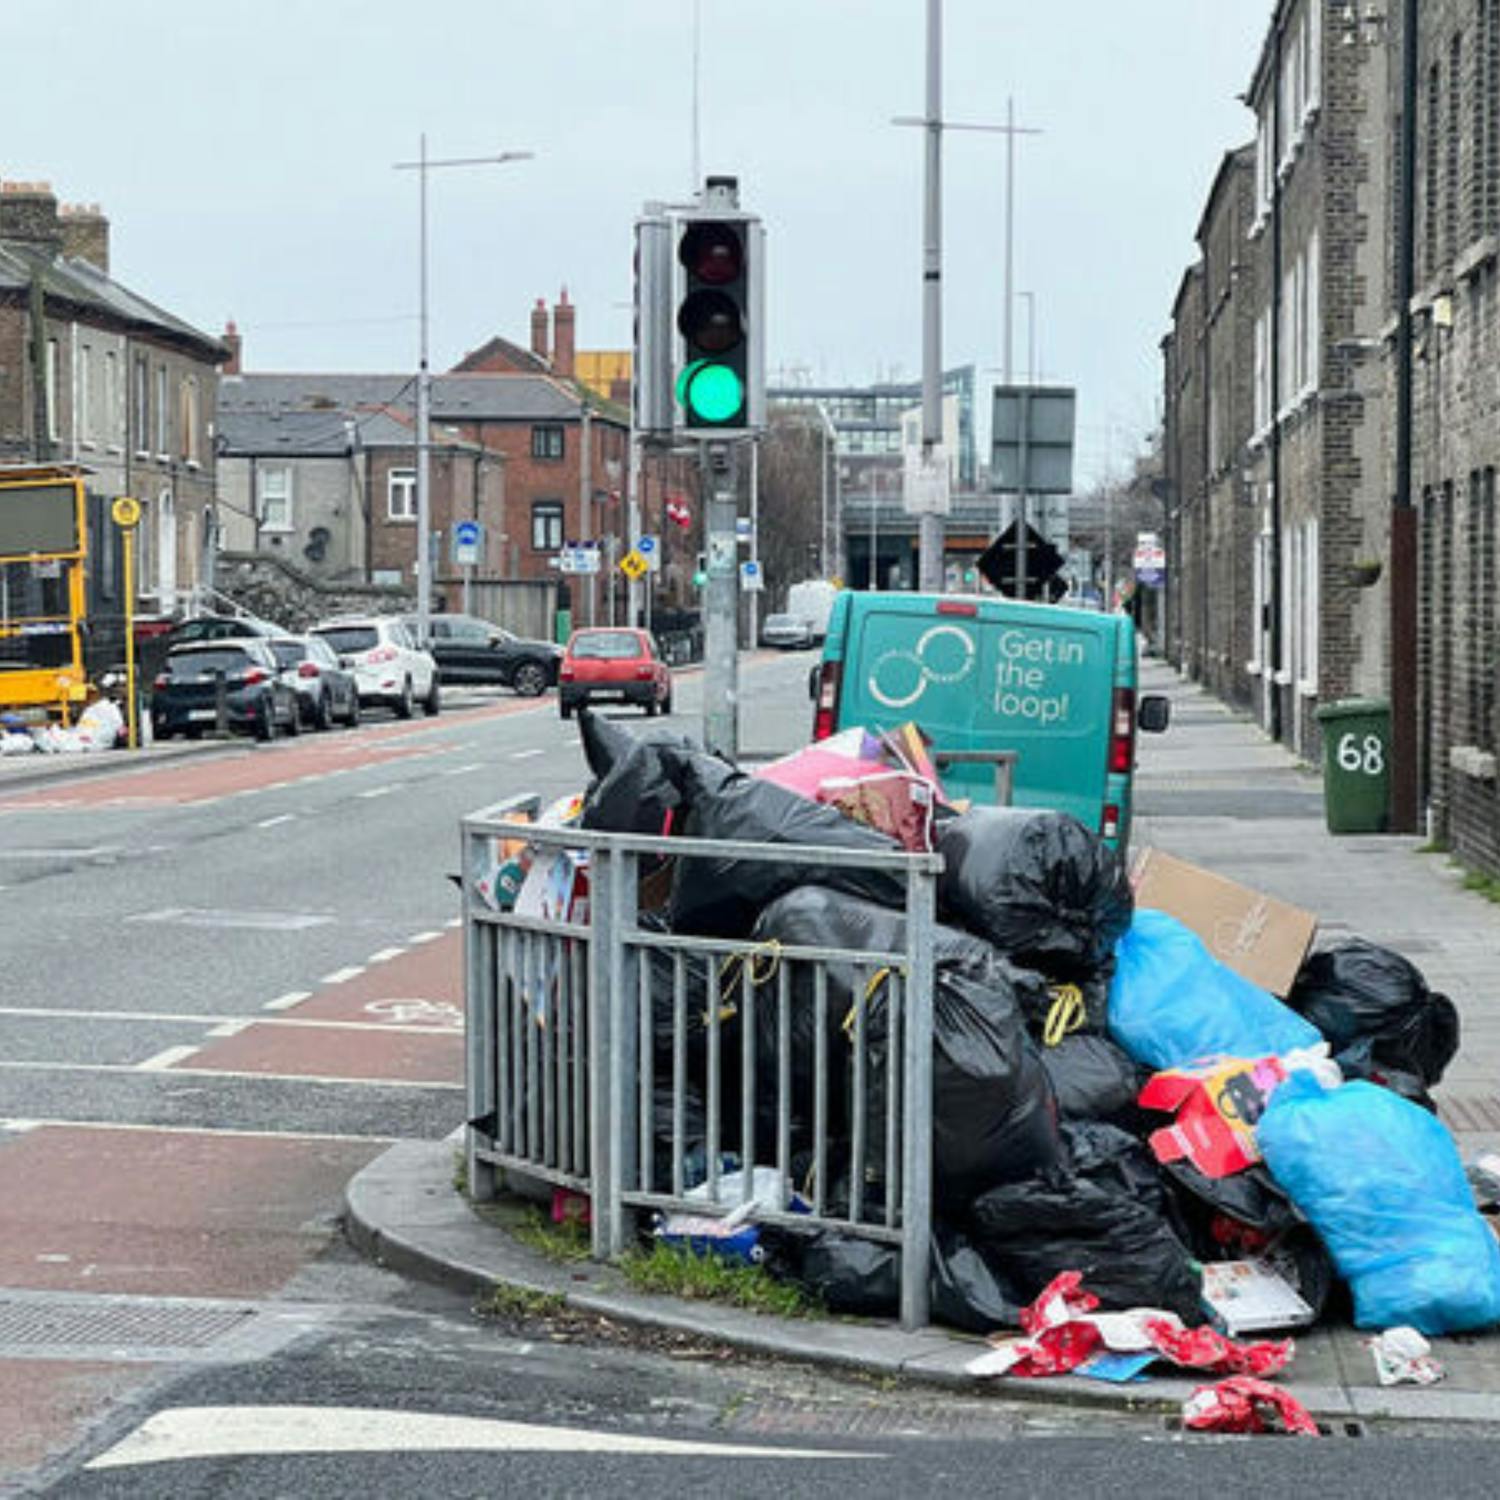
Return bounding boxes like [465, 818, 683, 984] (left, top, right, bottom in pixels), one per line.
[218, 371, 589, 424]
[451, 334, 551, 374]
[0, 241, 226, 359]
[215, 405, 422, 458]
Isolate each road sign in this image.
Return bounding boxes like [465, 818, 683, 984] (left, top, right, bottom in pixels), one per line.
[110, 496, 141, 529]
[559, 543, 600, 575]
[740, 560, 763, 592]
[635, 534, 661, 572]
[735, 516, 752, 544]
[977, 521, 1066, 599]
[1133, 535, 1167, 588]
[452, 519, 483, 567]
[902, 444, 952, 516]
[991, 386, 1077, 494]
[620, 549, 648, 581]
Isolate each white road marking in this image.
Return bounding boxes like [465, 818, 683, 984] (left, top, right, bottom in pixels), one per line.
[564, 736, 581, 747]
[407, 930, 443, 945]
[0, 1117, 399, 1144]
[138, 1046, 200, 1072]
[365, 947, 405, 964]
[87, 1405, 871, 1469]
[358, 785, 395, 799]
[363, 999, 462, 1029]
[320, 966, 365, 985]
[0, 846, 122, 859]
[0, 1004, 459, 1037]
[444, 763, 484, 776]
[0, 1061, 460, 1091]
[255, 814, 295, 830]
[264, 991, 312, 1011]
[128, 908, 334, 932]
[444, 917, 462, 929]
[510, 748, 545, 760]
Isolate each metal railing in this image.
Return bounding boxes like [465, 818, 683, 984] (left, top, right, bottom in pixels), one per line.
[463, 793, 943, 1327]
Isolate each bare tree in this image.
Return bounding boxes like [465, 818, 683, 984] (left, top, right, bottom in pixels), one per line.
[754, 411, 826, 609]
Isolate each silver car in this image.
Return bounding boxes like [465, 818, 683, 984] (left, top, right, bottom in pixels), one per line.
[761, 613, 816, 650]
[310, 616, 440, 719]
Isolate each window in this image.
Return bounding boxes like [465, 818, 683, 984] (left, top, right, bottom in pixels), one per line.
[1253, 308, 1271, 433]
[78, 344, 93, 446]
[1296, 519, 1319, 692]
[155, 365, 170, 456]
[133, 354, 149, 455]
[1426, 62, 1442, 279]
[258, 466, 292, 531]
[1448, 33, 1464, 268]
[1255, 107, 1274, 223]
[106, 350, 122, 451]
[388, 468, 416, 521]
[531, 424, 565, 460]
[1470, 468, 1497, 749]
[531, 500, 563, 551]
[181, 376, 201, 464]
[45, 339, 59, 443]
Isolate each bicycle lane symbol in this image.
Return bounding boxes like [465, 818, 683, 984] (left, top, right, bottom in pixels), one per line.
[364, 998, 463, 1030]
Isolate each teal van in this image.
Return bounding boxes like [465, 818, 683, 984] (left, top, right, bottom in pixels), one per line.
[809, 592, 1170, 845]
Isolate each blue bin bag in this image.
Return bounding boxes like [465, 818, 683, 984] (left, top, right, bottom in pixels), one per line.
[1107, 909, 1322, 1070]
[1258, 1074, 1500, 1334]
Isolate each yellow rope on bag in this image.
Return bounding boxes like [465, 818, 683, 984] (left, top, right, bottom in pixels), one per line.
[707, 940, 784, 1024]
[842, 966, 896, 1039]
[1042, 983, 1086, 1048]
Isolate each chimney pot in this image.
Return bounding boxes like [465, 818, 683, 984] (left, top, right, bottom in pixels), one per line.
[530, 297, 550, 362]
[552, 292, 577, 379]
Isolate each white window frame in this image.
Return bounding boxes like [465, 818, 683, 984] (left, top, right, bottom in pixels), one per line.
[531, 500, 564, 551]
[388, 467, 416, 521]
[45, 339, 59, 443]
[182, 376, 201, 466]
[132, 354, 149, 458]
[78, 343, 94, 448]
[105, 349, 123, 453]
[154, 365, 170, 458]
[1298, 518, 1320, 694]
[1304, 231, 1320, 396]
[258, 466, 293, 532]
[1249, 512, 1271, 675]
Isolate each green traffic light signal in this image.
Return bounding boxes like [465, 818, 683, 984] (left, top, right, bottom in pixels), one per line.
[677, 360, 745, 424]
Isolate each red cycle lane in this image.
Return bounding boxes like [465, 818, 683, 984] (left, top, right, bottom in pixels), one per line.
[0, 931, 464, 1484]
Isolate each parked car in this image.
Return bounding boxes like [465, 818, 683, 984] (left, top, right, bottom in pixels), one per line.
[151, 639, 299, 743]
[558, 627, 672, 719]
[404, 613, 561, 696]
[160, 613, 279, 648]
[310, 616, 440, 719]
[268, 635, 361, 730]
[761, 613, 816, 650]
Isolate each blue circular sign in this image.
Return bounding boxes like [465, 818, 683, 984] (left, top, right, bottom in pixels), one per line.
[455, 520, 481, 545]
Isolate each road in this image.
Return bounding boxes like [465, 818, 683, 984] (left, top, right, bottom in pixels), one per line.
[0, 650, 817, 1490]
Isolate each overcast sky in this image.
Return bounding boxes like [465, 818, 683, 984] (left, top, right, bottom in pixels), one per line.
[9, 1, 1270, 484]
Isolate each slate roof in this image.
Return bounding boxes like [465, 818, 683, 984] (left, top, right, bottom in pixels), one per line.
[218, 371, 588, 423]
[0, 240, 226, 358]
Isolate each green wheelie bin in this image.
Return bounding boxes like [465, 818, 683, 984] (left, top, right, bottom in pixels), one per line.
[1315, 698, 1391, 834]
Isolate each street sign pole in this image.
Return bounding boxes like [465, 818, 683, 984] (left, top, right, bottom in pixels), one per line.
[111, 496, 142, 750]
[703, 442, 739, 758]
[1013, 387, 1030, 598]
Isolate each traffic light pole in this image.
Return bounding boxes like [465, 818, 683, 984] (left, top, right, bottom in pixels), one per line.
[702, 441, 740, 758]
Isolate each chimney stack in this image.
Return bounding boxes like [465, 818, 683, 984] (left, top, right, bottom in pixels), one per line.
[530, 297, 550, 362]
[552, 287, 575, 379]
[222, 319, 243, 374]
[59, 201, 109, 272]
[0, 181, 62, 255]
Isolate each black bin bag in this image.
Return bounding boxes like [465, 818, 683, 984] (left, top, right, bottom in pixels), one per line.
[971, 1121, 1203, 1322]
[1288, 939, 1460, 1087]
[578, 710, 722, 836]
[1039, 1033, 1144, 1127]
[667, 757, 907, 938]
[936, 807, 1133, 979]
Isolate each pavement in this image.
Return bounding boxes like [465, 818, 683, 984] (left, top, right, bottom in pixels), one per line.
[343, 654, 1500, 1427]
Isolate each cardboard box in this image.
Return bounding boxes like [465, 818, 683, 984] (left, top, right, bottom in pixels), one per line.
[1131, 848, 1316, 997]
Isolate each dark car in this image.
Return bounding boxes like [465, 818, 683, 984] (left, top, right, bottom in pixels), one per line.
[406, 613, 562, 696]
[151, 639, 300, 743]
[267, 635, 360, 730]
[160, 613, 279, 648]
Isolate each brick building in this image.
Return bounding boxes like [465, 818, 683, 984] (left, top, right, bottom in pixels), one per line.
[1390, 0, 1500, 870]
[0, 181, 225, 616]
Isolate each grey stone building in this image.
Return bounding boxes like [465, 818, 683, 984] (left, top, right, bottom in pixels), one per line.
[0, 180, 226, 616]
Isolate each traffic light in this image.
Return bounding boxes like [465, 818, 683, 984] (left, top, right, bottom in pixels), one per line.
[632, 213, 674, 438]
[673, 178, 764, 436]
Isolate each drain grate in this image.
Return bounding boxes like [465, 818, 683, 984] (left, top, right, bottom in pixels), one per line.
[0, 1291, 259, 1362]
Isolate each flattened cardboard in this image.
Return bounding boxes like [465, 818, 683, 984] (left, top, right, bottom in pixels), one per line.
[1131, 848, 1316, 997]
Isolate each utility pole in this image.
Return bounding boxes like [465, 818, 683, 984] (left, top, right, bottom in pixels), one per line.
[394, 139, 532, 644]
[917, 0, 945, 593]
[703, 442, 739, 756]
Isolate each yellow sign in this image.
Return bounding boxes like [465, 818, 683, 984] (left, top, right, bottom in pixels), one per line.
[619, 549, 648, 581]
[111, 495, 142, 528]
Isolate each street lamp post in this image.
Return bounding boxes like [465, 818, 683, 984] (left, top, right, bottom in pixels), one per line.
[395, 137, 532, 644]
[815, 402, 838, 577]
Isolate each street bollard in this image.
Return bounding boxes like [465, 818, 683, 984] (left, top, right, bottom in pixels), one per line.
[213, 669, 228, 736]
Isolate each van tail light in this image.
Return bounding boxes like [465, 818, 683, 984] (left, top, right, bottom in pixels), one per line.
[243, 668, 268, 686]
[812, 661, 842, 741]
[366, 646, 398, 665]
[1101, 802, 1121, 841]
[297, 662, 320, 679]
[1108, 686, 1136, 774]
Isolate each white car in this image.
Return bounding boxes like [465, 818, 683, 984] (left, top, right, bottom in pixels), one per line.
[761, 613, 816, 650]
[310, 616, 440, 719]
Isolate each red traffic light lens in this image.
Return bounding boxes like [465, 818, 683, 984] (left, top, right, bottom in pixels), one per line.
[679, 222, 743, 285]
[677, 289, 743, 353]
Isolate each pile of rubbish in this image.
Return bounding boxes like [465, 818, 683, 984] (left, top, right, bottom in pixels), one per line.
[0, 698, 125, 756]
[479, 712, 1500, 1423]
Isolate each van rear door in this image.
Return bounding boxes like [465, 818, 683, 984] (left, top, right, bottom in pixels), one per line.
[836, 597, 1117, 829]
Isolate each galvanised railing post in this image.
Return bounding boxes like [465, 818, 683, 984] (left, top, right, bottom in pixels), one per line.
[607, 844, 640, 1257]
[462, 813, 497, 1204]
[587, 843, 615, 1260]
[899, 860, 937, 1330]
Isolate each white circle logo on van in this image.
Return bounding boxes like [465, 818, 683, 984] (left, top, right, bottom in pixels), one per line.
[867, 624, 976, 709]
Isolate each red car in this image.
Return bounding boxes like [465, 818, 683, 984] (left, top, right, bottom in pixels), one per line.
[558, 628, 673, 719]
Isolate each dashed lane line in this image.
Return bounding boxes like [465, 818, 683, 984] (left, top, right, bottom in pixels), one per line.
[0, 1117, 400, 1145]
[406, 931, 443, 945]
[365, 948, 405, 965]
[0, 1005, 459, 1037]
[320, 966, 366, 985]
[510, 748, 545, 760]
[255, 814, 295, 830]
[137, 1046, 201, 1072]
[357, 785, 395, 800]
[263, 991, 311, 1011]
